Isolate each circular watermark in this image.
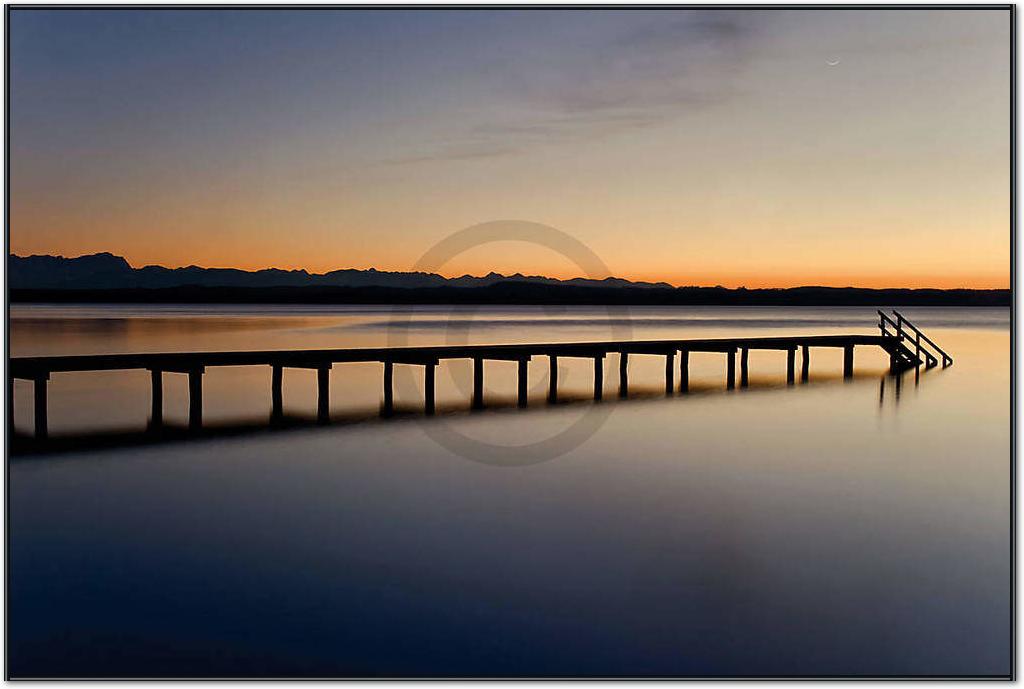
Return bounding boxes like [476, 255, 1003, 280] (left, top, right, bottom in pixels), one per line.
[386, 220, 632, 467]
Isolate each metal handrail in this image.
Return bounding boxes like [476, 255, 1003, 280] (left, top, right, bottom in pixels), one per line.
[892, 310, 953, 366]
[876, 310, 950, 368]
[877, 315, 928, 367]
[877, 310, 899, 333]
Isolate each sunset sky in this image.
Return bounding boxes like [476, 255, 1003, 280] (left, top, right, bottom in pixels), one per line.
[9, 8, 1010, 288]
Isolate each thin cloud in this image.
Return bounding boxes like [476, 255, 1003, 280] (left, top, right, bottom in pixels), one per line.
[384, 144, 519, 166]
[387, 11, 769, 165]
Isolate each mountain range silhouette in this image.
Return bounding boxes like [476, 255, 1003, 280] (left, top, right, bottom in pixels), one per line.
[8, 252, 1009, 306]
[9, 252, 674, 290]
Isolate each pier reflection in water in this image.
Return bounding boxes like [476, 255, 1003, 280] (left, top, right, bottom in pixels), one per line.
[12, 367, 918, 458]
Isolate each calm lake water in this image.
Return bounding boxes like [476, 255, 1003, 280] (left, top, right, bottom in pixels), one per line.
[8, 305, 1012, 677]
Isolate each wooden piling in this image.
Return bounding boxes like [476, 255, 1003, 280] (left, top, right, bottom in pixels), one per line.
[188, 369, 203, 430]
[726, 350, 736, 390]
[383, 361, 394, 415]
[150, 369, 163, 426]
[33, 375, 48, 439]
[593, 357, 603, 401]
[801, 345, 810, 382]
[843, 345, 854, 379]
[665, 352, 675, 394]
[548, 356, 558, 403]
[619, 352, 629, 398]
[679, 350, 689, 393]
[424, 363, 435, 415]
[740, 348, 749, 387]
[473, 357, 484, 409]
[317, 366, 330, 423]
[271, 365, 283, 420]
[786, 348, 796, 385]
[518, 358, 528, 408]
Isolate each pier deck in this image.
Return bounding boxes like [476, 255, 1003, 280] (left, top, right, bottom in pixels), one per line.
[9, 311, 952, 439]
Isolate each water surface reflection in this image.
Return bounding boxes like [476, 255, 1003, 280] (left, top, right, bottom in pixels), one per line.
[8, 306, 1010, 677]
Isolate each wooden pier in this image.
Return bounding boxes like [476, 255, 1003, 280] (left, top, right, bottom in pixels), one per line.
[9, 310, 951, 439]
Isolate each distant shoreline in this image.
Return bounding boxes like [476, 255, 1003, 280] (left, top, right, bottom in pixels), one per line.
[9, 285, 1010, 307]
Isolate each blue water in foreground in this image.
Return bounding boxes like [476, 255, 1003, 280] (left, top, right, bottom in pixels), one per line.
[8, 305, 1011, 677]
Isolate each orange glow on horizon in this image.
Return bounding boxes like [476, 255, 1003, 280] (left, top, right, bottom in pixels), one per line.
[9, 246, 1007, 291]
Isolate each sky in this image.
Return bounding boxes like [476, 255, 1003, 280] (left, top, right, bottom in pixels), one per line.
[9, 8, 1011, 288]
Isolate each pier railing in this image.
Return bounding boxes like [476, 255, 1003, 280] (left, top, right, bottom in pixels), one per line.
[877, 310, 953, 369]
